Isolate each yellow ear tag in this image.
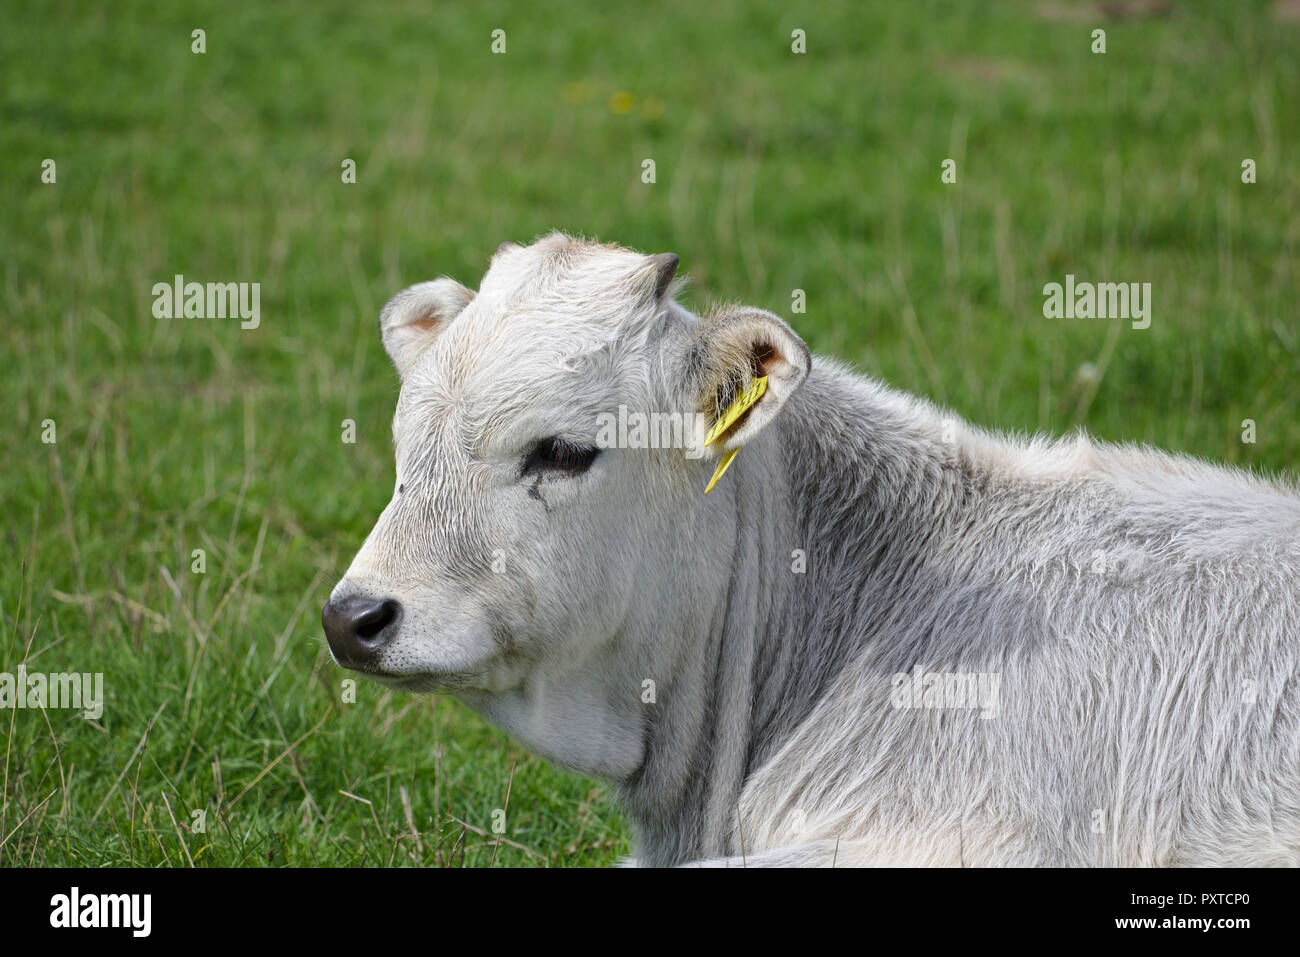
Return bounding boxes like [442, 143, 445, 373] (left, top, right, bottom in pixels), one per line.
[703, 375, 767, 494]
[703, 448, 740, 495]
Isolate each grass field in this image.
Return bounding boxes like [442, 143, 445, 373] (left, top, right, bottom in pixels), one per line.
[2, 0, 1297, 866]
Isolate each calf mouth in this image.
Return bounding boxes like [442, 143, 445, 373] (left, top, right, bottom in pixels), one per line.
[363, 670, 482, 694]
[321, 594, 496, 693]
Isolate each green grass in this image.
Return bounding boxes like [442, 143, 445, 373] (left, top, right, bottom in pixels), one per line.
[1, 0, 1297, 866]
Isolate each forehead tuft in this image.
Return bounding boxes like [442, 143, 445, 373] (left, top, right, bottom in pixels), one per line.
[480, 233, 648, 303]
[397, 234, 676, 447]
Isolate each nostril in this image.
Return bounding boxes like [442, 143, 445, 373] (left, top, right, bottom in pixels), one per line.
[354, 599, 400, 642]
[323, 596, 401, 667]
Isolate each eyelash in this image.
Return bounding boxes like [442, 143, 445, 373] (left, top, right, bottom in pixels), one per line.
[521, 438, 600, 479]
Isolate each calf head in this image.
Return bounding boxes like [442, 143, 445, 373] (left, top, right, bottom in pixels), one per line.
[323, 234, 809, 728]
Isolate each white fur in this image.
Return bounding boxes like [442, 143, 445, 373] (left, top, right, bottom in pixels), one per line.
[330, 233, 1300, 867]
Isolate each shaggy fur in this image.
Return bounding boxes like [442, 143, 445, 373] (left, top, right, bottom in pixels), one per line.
[329, 233, 1300, 867]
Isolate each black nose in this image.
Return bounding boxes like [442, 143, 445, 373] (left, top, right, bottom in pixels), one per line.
[322, 596, 401, 668]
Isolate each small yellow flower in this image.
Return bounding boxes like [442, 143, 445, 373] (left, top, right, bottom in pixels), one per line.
[641, 96, 664, 120]
[608, 91, 636, 114]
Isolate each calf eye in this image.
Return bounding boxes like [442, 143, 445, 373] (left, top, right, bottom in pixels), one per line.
[521, 437, 600, 478]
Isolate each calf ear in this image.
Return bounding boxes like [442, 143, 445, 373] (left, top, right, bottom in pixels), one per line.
[379, 279, 475, 378]
[638, 252, 680, 303]
[685, 306, 810, 455]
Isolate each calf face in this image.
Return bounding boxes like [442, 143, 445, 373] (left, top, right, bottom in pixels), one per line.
[323, 234, 809, 703]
